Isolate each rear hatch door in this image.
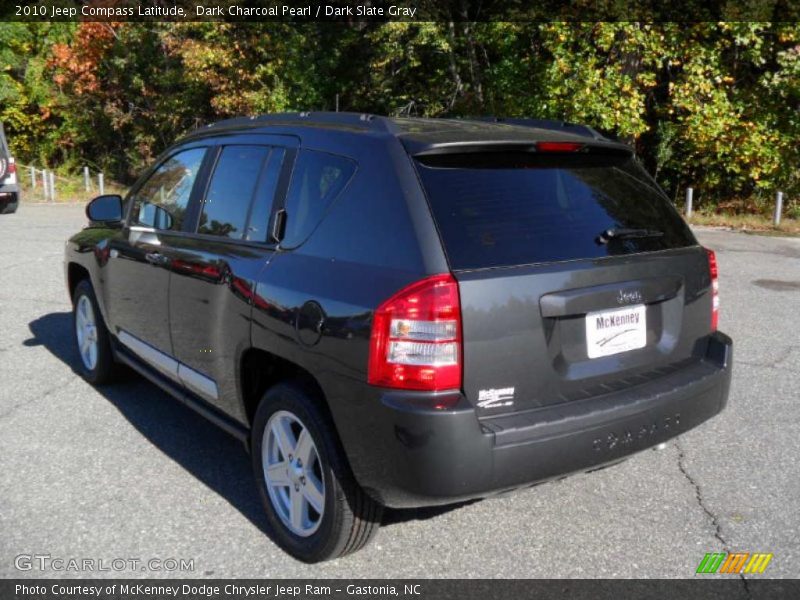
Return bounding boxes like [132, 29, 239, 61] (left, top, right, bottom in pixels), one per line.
[413, 146, 714, 417]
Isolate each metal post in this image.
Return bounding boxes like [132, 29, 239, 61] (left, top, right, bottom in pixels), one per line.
[98, 172, 105, 195]
[30, 166, 36, 189]
[685, 187, 694, 218]
[774, 191, 784, 226]
[335, 93, 339, 112]
[83, 166, 90, 192]
[41, 169, 48, 200]
[49, 171, 56, 202]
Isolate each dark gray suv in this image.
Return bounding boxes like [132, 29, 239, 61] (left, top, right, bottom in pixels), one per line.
[65, 113, 732, 562]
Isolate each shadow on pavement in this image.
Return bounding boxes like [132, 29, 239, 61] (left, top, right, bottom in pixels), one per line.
[26, 311, 268, 534]
[381, 502, 478, 526]
[25, 311, 471, 532]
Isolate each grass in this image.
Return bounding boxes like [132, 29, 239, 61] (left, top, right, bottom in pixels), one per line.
[688, 211, 800, 237]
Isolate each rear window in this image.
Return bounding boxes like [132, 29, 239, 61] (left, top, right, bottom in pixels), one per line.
[0, 122, 10, 158]
[415, 152, 696, 270]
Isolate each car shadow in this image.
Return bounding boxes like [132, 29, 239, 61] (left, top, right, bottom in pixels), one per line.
[381, 501, 478, 526]
[26, 311, 268, 533]
[26, 311, 470, 532]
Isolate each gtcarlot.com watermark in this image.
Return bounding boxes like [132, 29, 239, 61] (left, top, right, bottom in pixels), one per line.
[15, 554, 194, 573]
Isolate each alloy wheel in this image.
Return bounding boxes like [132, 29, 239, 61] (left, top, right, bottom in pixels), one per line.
[262, 410, 325, 537]
[75, 295, 99, 371]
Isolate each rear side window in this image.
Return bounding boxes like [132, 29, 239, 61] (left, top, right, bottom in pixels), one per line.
[281, 149, 356, 248]
[198, 145, 270, 239]
[415, 152, 695, 270]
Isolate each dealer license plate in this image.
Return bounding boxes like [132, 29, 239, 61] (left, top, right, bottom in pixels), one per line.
[585, 305, 647, 359]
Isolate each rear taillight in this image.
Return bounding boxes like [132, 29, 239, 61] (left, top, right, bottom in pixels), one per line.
[7, 158, 15, 174]
[368, 274, 462, 391]
[706, 248, 719, 331]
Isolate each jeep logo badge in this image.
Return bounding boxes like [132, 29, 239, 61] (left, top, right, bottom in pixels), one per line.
[617, 289, 643, 305]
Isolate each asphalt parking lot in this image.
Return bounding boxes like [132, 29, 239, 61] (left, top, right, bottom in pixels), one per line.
[1, 204, 798, 580]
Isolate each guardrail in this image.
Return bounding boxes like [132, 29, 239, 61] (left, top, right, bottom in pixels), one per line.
[685, 187, 789, 225]
[17, 163, 123, 203]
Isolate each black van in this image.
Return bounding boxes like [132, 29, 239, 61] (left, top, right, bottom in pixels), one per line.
[64, 113, 732, 562]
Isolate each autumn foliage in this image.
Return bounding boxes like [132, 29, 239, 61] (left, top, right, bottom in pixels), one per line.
[0, 21, 798, 213]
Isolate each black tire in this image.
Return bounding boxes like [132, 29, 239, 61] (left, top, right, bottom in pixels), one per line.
[72, 279, 118, 384]
[0, 192, 17, 214]
[251, 382, 382, 562]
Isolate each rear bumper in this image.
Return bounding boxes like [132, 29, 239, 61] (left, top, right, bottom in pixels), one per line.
[0, 183, 19, 194]
[338, 332, 732, 508]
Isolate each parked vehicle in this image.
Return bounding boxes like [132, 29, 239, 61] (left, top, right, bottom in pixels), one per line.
[64, 113, 732, 562]
[0, 123, 20, 214]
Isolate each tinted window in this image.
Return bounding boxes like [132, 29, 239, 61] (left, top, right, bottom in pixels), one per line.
[245, 148, 285, 242]
[198, 145, 270, 239]
[282, 149, 356, 248]
[415, 153, 696, 270]
[133, 147, 206, 231]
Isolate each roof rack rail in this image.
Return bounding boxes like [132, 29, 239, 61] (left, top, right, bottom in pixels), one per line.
[472, 117, 607, 141]
[200, 111, 398, 134]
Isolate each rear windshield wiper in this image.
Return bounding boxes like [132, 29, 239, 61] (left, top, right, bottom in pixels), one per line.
[596, 227, 664, 245]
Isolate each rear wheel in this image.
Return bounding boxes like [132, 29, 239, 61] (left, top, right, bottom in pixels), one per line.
[0, 192, 17, 214]
[72, 279, 117, 384]
[251, 382, 382, 562]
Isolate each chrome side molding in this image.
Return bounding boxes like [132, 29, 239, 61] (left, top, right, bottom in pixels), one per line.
[178, 364, 219, 403]
[117, 329, 219, 401]
[118, 330, 179, 380]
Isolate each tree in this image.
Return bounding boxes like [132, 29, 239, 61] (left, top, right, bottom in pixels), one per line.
[2, 21, 798, 209]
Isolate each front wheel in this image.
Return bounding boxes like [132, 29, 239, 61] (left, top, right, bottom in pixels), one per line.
[72, 279, 118, 384]
[252, 382, 382, 562]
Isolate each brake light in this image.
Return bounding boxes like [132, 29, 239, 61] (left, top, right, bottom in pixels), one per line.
[7, 158, 15, 174]
[536, 141, 583, 153]
[368, 274, 462, 391]
[706, 248, 719, 331]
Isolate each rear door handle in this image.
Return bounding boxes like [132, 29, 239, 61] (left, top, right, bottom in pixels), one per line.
[145, 252, 168, 266]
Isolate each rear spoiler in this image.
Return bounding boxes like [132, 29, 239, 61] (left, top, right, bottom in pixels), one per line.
[410, 139, 634, 158]
[470, 117, 610, 141]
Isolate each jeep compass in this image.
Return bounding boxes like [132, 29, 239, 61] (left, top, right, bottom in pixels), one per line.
[64, 113, 732, 562]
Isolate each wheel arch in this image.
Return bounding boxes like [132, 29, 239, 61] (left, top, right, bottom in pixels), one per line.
[239, 348, 331, 434]
[67, 262, 91, 302]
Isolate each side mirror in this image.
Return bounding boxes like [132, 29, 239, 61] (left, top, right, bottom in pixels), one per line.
[86, 194, 123, 224]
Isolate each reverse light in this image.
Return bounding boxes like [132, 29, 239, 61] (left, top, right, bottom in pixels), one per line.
[368, 274, 462, 391]
[536, 141, 584, 153]
[706, 248, 719, 331]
